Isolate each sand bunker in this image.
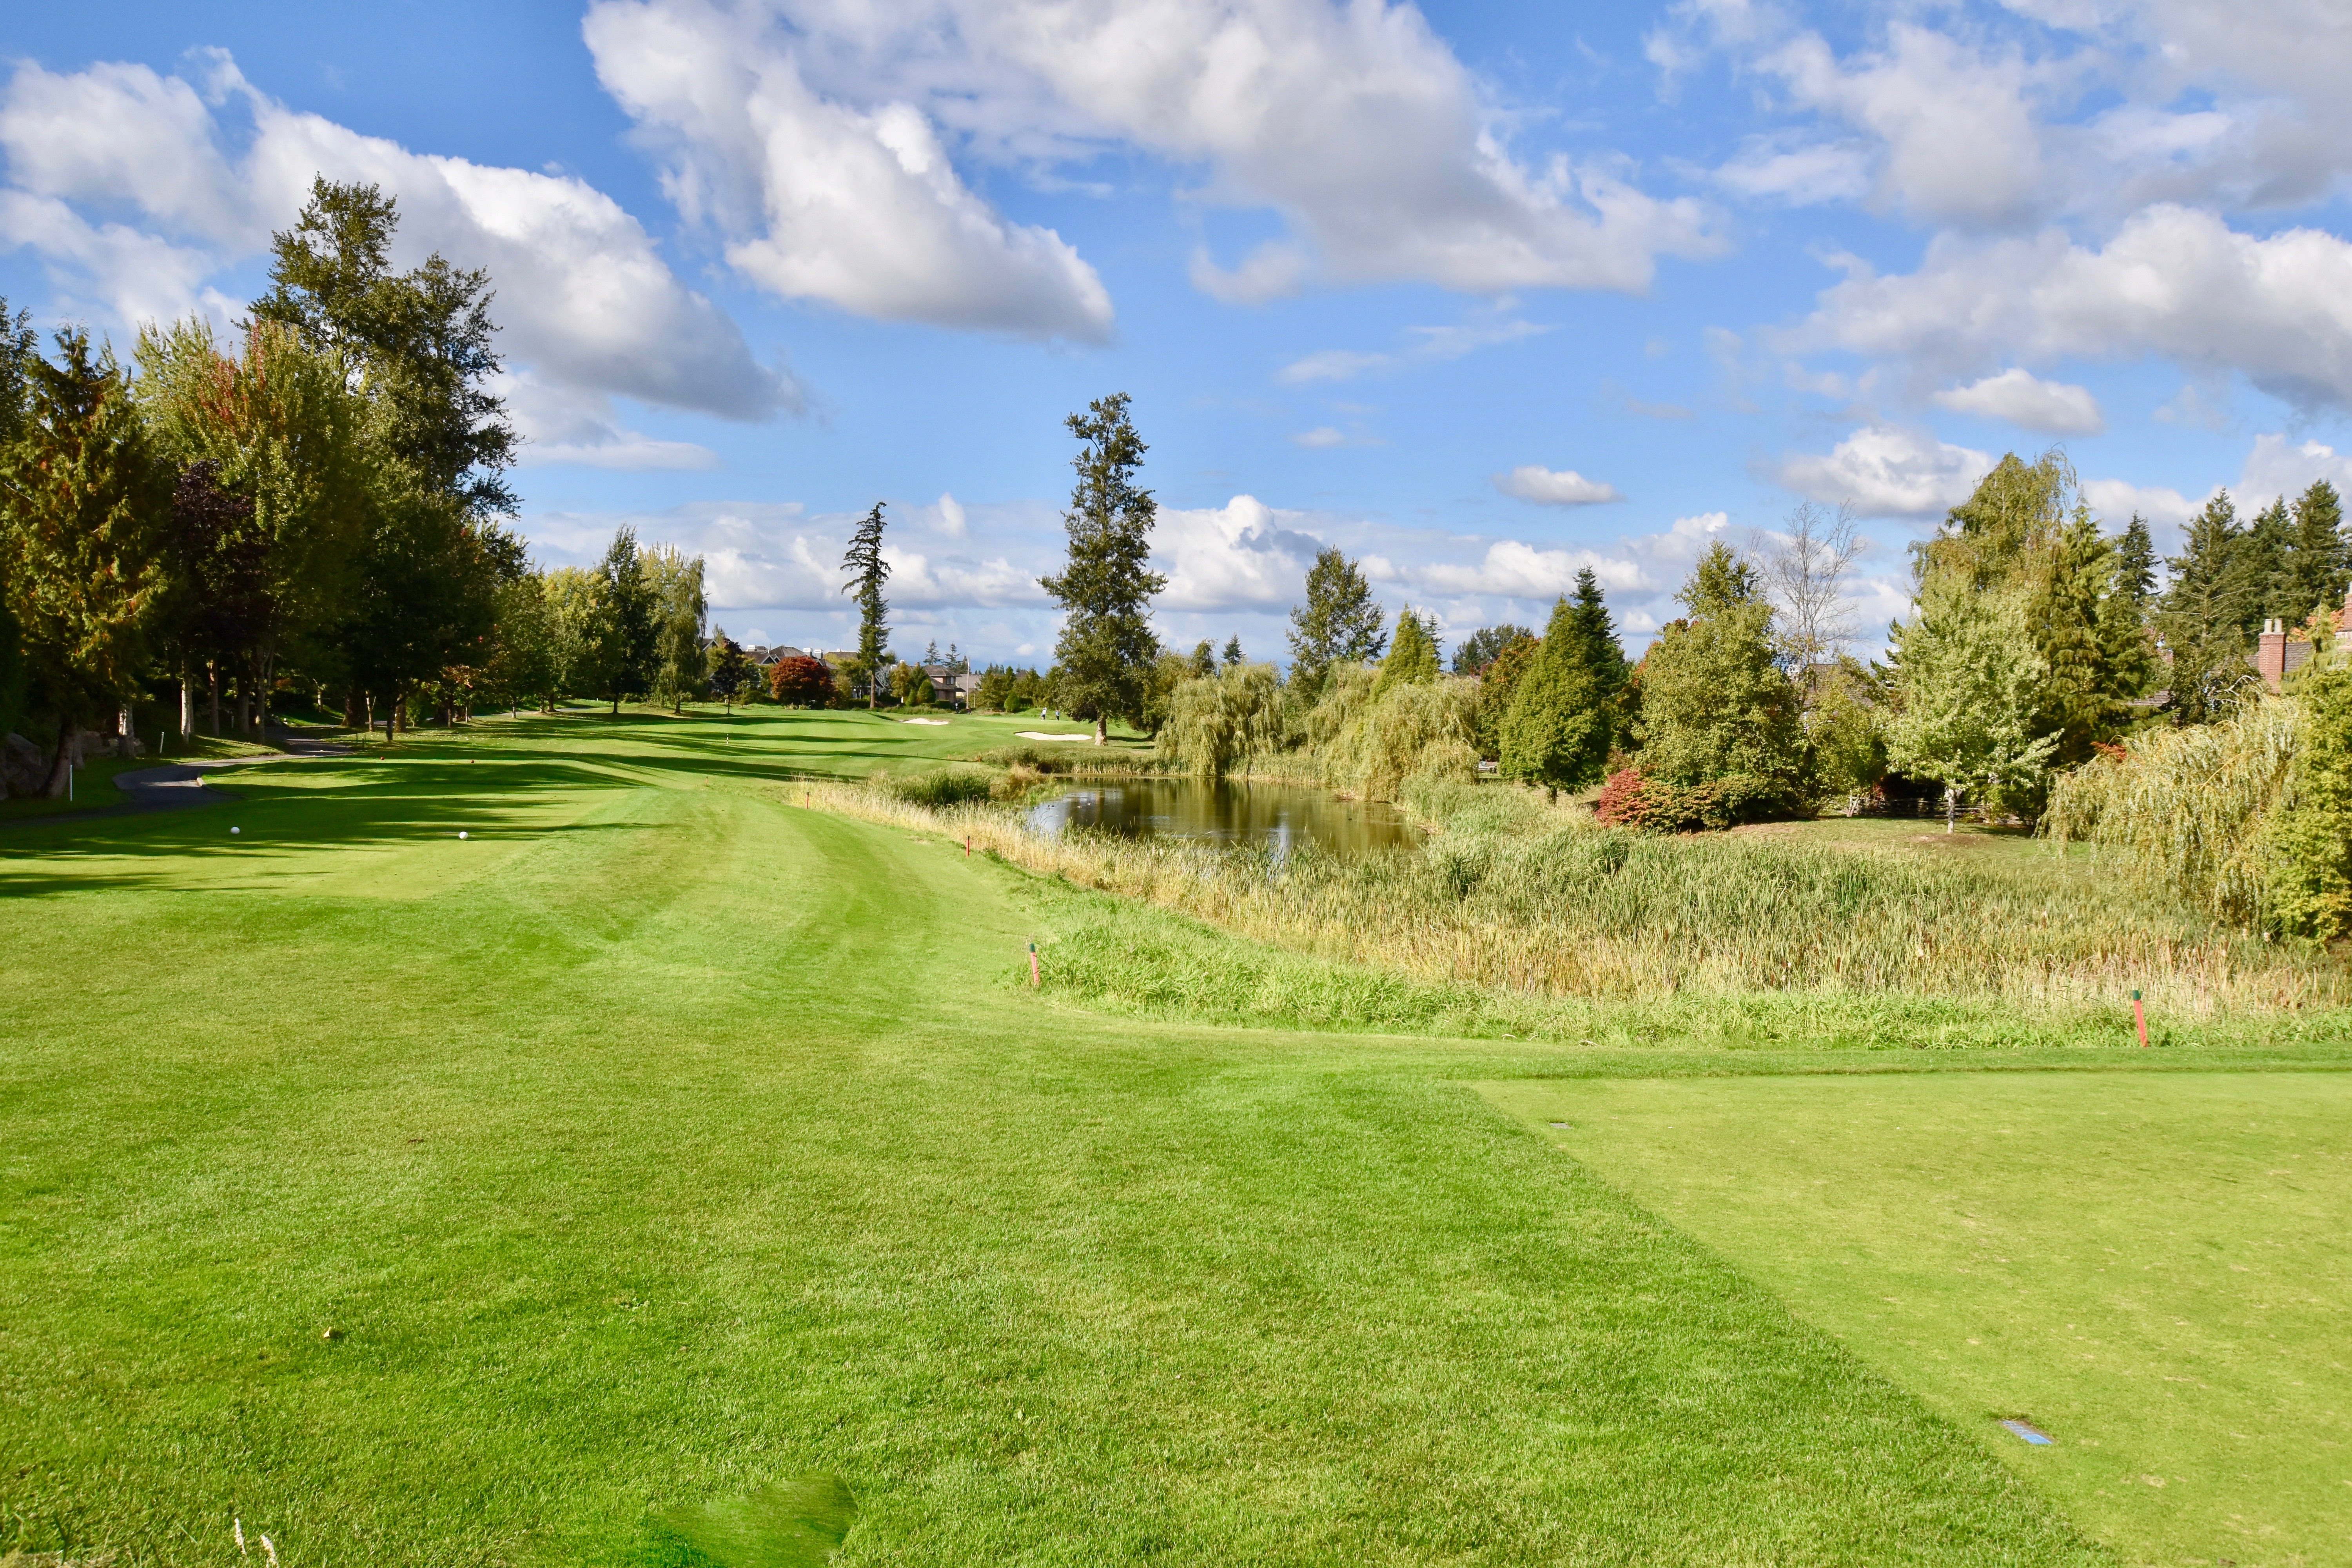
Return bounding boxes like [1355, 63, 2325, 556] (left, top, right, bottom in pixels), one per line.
[898, 717, 951, 726]
[1017, 731, 1094, 742]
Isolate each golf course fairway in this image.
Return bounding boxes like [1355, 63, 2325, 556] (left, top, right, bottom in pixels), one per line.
[0, 709, 2334, 1565]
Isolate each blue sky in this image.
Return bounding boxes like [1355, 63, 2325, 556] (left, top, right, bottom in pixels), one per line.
[7, 0, 2352, 665]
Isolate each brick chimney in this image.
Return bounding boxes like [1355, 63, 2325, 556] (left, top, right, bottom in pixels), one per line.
[2258, 618, 2289, 690]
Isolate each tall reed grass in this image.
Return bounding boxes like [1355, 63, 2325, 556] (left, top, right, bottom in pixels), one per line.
[802, 775, 2344, 1019]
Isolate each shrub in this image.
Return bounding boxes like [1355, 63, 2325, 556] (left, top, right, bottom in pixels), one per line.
[1594, 767, 1790, 832]
[886, 768, 994, 807]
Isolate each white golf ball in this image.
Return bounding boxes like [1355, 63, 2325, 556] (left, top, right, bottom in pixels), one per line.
[230, 826, 240, 835]
[458, 831, 469, 840]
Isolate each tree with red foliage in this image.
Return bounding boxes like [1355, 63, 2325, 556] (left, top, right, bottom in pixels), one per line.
[768, 654, 835, 708]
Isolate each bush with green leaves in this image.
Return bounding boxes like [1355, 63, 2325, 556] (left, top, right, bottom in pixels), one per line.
[2264, 654, 2352, 942]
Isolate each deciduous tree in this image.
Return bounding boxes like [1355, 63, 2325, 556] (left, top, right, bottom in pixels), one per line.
[1286, 546, 1385, 697]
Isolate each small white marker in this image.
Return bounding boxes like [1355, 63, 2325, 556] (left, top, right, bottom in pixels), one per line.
[458, 831, 469, 840]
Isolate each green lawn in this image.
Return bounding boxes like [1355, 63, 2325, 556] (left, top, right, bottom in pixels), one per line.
[0, 710, 2332, 1564]
[1482, 1073, 2352, 1568]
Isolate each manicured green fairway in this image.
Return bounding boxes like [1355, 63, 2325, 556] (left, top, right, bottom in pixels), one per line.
[1483, 1073, 2352, 1568]
[0, 709, 2311, 1563]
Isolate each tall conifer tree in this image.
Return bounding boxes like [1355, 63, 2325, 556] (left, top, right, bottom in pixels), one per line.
[840, 503, 891, 708]
[1040, 394, 1165, 744]
[2288, 481, 2349, 621]
[1500, 593, 1608, 799]
[2157, 492, 2258, 724]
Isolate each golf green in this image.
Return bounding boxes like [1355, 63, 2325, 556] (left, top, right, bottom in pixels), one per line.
[1484, 1072, 2352, 1568]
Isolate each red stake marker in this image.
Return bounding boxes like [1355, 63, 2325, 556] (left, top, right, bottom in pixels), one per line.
[2132, 988, 2149, 1047]
[965, 835, 972, 857]
[1029, 942, 1040, 989]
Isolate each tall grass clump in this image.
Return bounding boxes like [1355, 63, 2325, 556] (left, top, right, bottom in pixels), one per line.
[2045, 697, 2299, 926]
[804, 775, 2344, 1019]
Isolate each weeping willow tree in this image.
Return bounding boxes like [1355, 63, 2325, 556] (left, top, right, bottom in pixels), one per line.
[1311, 670, 1479, 802]
[1156, 661, 1285, 780]
[2045, 697, 2301, 926]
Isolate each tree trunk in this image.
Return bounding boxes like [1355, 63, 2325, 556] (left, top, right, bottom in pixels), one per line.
[343, 688, 364, 728]
[41, 725, 71, 798]
[208, 660, 221, 737]
[1094, 715, 1107, 745]
[1945, 786, 1957, 835]
[178, 658, 194, 741]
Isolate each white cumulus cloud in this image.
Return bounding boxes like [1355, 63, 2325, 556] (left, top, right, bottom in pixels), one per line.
[1770, 425, 1993, 518]
[1493, 466, 1624, 506]
[1787, 205, 2352, 411]
[0, 53, 793, 444]
[604, 0, 1719, 310]
[1930, 367, 2105, 435]
[1153, 495, 1325, 610]
[585, 0, 1113, 341]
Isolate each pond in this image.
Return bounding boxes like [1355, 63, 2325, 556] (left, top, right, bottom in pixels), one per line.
[1024, 777, 1416, 859]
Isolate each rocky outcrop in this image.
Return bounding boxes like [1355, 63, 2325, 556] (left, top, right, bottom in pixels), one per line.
[2, 733, 44, 797]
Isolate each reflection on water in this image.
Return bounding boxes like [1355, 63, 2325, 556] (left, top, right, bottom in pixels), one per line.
[1025, 777, 1415, 858]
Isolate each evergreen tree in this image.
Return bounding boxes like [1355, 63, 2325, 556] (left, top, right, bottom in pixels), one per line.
[2028, 510, 2127, 768]
[2114, 515, 2158, 611]
[1566, 567, 1630, 700]
[1221, 634, 1243, 669]
[2157, 492, 2259, 724]
[1632, 544, 1805, 799]
[597, 526, 655, 714]
[1039, 393, 1166, 744]
[0, 329, 171, 790]
[1499, 595, 1609, 798]
[840, 503, 891, 709]
[2287, 480, 2350, 621]
[1189, 639, 1217, 677]
[2244, 496, 2296, 625]
[1285, 546, 1386, 695]
[1370, 606, 1440, 699]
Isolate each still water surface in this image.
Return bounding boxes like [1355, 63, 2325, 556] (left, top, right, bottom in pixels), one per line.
[1025, 778, 1415, 858]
